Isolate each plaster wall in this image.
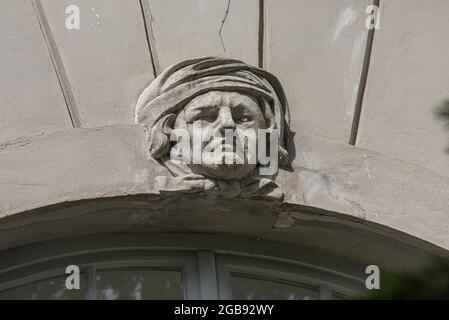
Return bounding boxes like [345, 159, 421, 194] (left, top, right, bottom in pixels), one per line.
[1, 0, 448, 264]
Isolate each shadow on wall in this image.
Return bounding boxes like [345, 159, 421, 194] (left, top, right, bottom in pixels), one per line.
[436, 100, 449, 152]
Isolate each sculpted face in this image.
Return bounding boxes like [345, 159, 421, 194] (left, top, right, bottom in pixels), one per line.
[173, 91, 268, 180]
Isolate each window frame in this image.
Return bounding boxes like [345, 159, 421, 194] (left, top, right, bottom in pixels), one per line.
[0, 251, 200, 300]
[0, 233, 366, 300]
[215, 253, 363, 300]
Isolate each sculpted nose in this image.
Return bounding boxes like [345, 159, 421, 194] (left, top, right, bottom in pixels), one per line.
[217, 107, 236, 131]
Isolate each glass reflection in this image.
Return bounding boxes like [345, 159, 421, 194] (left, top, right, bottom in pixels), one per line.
[96, 268, 184, 300]
[0, 275, 85, 300]
[230, 273, 320, 300]
[332, 291, 351, 300]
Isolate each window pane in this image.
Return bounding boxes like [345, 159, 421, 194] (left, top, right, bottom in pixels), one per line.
[332, 291, 351, 300]
[0, 275, 86, 300]
[96, 269, 185, 300]
[230, 274, 319, 300]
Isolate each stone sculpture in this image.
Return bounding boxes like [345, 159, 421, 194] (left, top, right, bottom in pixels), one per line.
[135, 57, 291, 200]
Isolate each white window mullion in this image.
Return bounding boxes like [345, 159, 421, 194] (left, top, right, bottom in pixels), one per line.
[319, 284, 332, 300]
[197, 251, 219, 300]
[85, 265, 96, 300]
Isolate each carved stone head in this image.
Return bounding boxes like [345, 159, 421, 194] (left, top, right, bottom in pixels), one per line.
[135, 57, 290, 199]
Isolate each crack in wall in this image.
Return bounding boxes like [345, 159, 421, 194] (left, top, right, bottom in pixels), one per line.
[0, 138, 32, 151]
[218, 0, 231, 52]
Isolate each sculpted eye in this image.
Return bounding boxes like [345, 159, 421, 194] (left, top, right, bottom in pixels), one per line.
[235, 113, 252, 123]
[235, 117, 249, 123]
[194, 110, 218, 123]
[232, 106, 252, 123]
[204, 115, 218, 122]
[185, 106, 218, 123]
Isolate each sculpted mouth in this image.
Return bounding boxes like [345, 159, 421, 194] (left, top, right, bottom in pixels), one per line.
[203, 138, 242, 153]
[199, 136, 250, 166]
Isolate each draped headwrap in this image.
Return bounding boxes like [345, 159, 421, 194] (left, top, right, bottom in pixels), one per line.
[135, 57, 291, 200]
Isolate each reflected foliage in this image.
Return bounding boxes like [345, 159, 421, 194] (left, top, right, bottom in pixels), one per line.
[0, 276, 85, 300]
[362, 259, 449, 299]
[96, 269, 184, 300]
[230, 274, 320, 300]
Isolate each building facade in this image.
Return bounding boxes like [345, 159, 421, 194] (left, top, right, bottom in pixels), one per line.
[0, 0, 448, 299]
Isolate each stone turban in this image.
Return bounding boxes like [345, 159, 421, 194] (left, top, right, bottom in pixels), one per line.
[135, 56, 291, 166]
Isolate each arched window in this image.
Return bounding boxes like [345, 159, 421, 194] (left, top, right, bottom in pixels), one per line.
[0, 234, 365, 300]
